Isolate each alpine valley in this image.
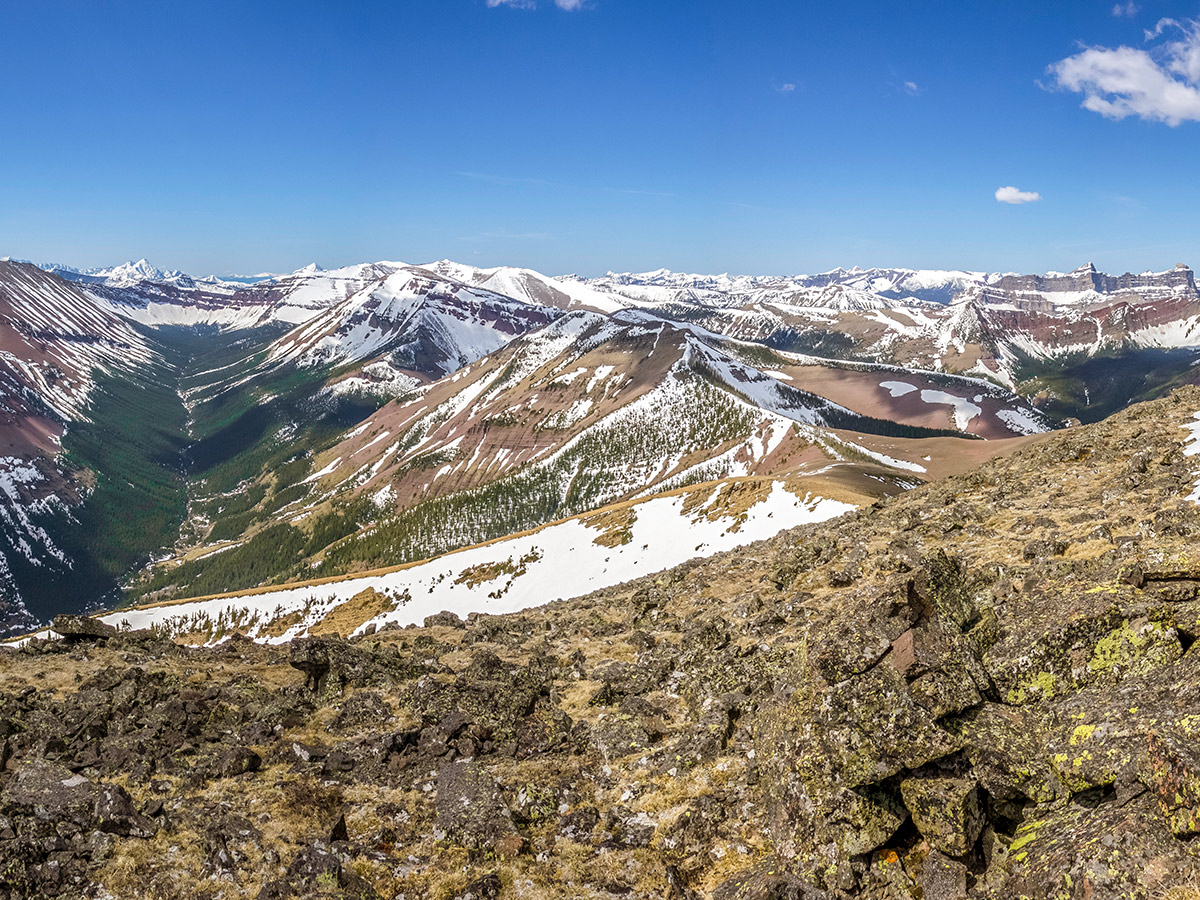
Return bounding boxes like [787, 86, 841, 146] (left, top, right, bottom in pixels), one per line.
[8, 254, 1200, 900]
[2, 257, 1200, 638]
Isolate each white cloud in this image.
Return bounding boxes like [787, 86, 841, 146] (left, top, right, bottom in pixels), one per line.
[995, 186, 1042, 205]
[1047, 17, 1200, 125]
[779, 83, 797, 94]
[486, 0, 587, 9]
[1113, 2, 1139, 18]
[903, 81, 920, 95]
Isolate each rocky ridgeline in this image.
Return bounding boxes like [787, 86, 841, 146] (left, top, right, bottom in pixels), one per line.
[4, 387, 1200, 899]
[991, 262, 1196, 297]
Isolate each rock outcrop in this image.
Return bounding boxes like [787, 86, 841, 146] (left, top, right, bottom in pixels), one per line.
[3, 387, 1200, 898]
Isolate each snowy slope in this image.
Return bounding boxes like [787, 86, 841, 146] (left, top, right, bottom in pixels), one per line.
[0, 261, 165, 631]
[419, 261, 626, 314]
[0, 262, 156, 421]
[264, 265, 561, 377]
[244, 262, 407, 326]
[58, 479, 857, 645]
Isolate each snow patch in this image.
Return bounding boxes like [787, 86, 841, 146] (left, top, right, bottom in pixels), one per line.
[919, 390, 981, 431]
[880, 381, 918, 398]
[1183, 411, 1200, 504]
[996, 408, 1050, 435]
[59, 482, 856, 646]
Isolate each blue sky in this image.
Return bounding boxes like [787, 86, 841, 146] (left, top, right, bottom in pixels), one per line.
[3, 0, 1200, 276]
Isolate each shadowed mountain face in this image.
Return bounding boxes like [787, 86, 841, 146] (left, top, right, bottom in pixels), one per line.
[3, 386, 1200, 899]
[0, 257, 1199, 633]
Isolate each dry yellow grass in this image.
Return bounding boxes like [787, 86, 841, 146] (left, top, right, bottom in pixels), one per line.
[581, 507, 637, 547]
[308, 587, 398, 637]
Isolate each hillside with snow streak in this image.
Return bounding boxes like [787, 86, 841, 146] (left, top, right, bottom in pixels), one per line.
[130, 300, 1052, 610]
[264, 265, 561, 378]
[0, 261, 168, 631]
[45, 478, 859, 645]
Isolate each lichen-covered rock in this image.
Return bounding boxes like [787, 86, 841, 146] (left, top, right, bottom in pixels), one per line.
[1142, 730, 1200, 836]
[755, 634, 964, 889]
[899, 776, 983, 857]
[951, 703, 1061, 803]
[93, 783, 156, 838]
[921, 851, 968, 900]
[215, 746, 263, 778]
[452, 872, 502, 900]
[987, 793, 1200, 900]
[897, 619, 990, 719]
[434, 760, 522, 855]
[712, 859, 827, 900]
[557, 805, 600, 841]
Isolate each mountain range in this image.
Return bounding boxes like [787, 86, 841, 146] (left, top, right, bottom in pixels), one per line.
[1, 255, 1198, 636]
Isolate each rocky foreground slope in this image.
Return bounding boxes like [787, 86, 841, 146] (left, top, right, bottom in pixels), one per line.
[4, 388, 1200, 899]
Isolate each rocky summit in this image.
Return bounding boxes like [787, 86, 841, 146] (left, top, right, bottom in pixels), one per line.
[4, 387, 1200, 900]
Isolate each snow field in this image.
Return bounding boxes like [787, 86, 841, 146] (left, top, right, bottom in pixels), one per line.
[23, 481, 855, 646]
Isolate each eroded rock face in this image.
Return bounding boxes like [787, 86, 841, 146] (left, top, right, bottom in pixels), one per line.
[3, 386, 1200, 899]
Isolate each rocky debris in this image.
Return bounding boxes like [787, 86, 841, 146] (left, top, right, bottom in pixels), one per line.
[2, 760, 155, 839]
[452, 872, 503, 900]
[899, 776, 983, 857]
[0, 761, 156, 899]
[258, 841, 381, 899]
[289, 636, 338, 695]
[215, 746, 263, 778]
[3, 388, 1200, 898]
[424, 610, 466, 629]
[288, 634, 434, 701]
[50, 615, 117, 641]
[410, 651, 573, 760]
[435, 760, 523, 856]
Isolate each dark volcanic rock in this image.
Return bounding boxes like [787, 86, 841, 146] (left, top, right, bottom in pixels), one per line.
[435, 760, 523, 855]
[50, 615, 117, 640]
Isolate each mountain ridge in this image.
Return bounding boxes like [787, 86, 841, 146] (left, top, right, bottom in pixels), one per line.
[0, 255, 1198, 634]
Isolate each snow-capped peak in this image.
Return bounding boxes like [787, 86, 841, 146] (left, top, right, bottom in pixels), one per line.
[82, 259, 190, 287]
